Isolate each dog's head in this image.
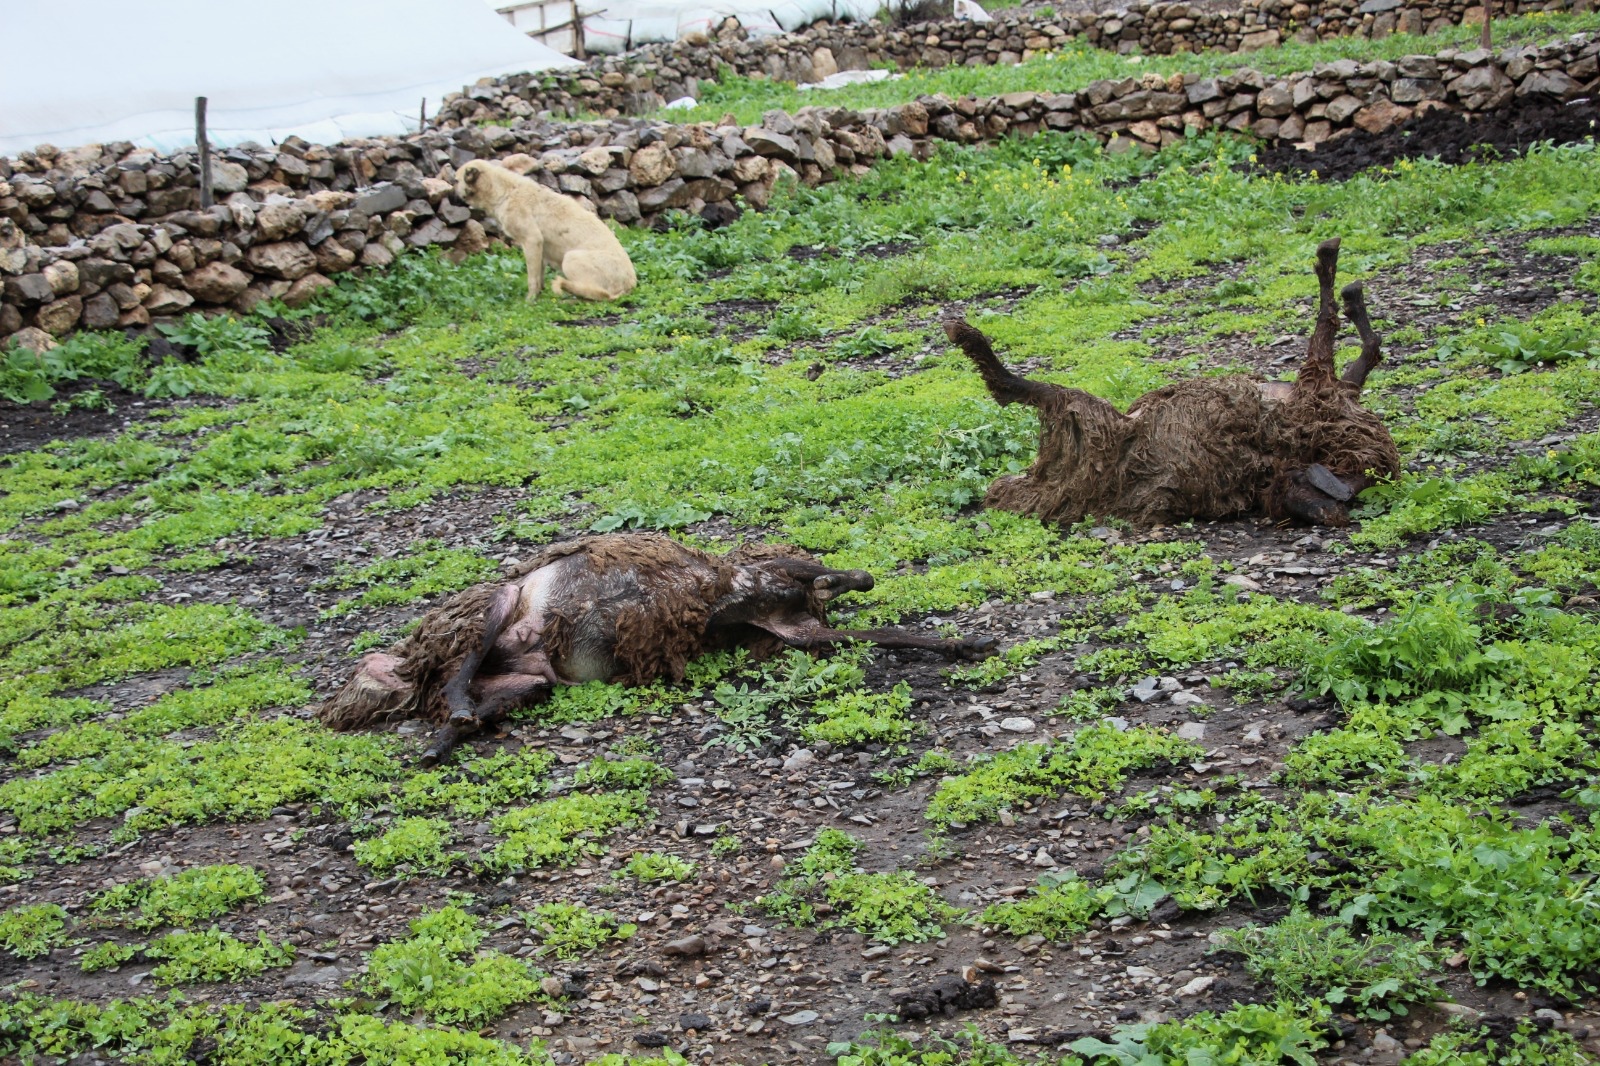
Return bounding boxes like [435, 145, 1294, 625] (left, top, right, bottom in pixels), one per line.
[456, 160, 492, 205]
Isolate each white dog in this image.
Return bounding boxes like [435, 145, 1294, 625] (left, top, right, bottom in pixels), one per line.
[456, 160, 637, 302]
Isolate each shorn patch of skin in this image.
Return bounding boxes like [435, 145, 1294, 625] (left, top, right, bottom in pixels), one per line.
[320, 533, 998, 765]
[944, 237, 1400, 528]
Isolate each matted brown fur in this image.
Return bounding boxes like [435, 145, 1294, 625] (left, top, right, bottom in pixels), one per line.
[319, 535, 826, 729]
[948, 245, 1400, 528]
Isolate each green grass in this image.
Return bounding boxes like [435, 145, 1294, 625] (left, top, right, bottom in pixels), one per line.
[3, 34, 1600, 1057]
[90, 864, 266, 930]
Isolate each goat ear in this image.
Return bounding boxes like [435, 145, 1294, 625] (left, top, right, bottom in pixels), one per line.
[464, 166, 480, 187]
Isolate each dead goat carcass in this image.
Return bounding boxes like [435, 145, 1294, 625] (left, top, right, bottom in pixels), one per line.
[943, 238, 1399, 527]
[321, 533, 997, 765]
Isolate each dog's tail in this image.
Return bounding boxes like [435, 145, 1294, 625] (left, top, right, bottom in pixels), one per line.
[943, 315, 1054, 408]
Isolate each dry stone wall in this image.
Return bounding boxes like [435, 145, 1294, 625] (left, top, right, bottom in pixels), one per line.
[435, 0, 1581, 122]
[2, 32, 1596, 349]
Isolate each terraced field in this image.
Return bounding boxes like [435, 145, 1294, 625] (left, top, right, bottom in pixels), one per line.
[2, 26, 1600, 1066]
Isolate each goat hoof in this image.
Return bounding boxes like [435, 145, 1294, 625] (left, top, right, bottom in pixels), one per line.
[1305, 464, 1354, 502]
[959, 635, 1000, 660]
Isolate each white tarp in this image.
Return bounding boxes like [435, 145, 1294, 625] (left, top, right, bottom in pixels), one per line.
[0, 0, 581, 157]
[576, 0, 880, 53]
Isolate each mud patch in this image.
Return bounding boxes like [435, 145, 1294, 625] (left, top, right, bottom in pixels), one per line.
[1256, 96, 1600, 182]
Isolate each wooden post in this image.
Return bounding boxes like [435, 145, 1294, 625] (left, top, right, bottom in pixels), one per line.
[420, 97, 427, 131]
[195, 96, 213, 209]
[1479, 0, 1492, 50]
[572, 0, 586, 59]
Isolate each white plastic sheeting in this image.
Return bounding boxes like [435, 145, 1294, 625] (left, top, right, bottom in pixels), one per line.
[578, 0, 880, 53]
[0, 0, 580, 158]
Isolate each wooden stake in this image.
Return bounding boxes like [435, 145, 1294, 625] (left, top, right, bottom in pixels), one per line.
[1479, 0, 1492, 50]
[420, 97, 427, 131]
[195, 96, 213, 209]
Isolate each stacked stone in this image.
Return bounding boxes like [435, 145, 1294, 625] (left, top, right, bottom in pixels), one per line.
[3, 32, 1595, 349]
[430, 0, 1571, 124]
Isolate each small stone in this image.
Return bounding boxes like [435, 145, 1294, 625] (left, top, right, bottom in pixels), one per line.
[540, 976, 565, 997]
[1371, 1032, 1401, 1053]
[999, 717, 1035, 733]
[1176, 722, 1207, 741]
[778, 1009, 819, 1026]
[862, 945, 891, 959]
[1433, 1002, 1480, 1019]
[662, 935, 708, 957]
[1170, 691, 1206, 707]
[1130, 677, 1161, 703]
[782, 748, 815, 771]
[679, 1012, 713, 1031]
[1033, 848, 1057, 867]
[1241, 726, 1265, 746]
[1177, 975, 1216, 997]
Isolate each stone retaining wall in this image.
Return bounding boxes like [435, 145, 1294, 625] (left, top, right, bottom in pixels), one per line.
[434, 0, 1579, 122]
[2, 33, 1595, 349]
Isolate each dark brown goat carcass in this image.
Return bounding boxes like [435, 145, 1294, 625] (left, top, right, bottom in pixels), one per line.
[944, 238, 1399, 527]
[321, 533, 997, 764]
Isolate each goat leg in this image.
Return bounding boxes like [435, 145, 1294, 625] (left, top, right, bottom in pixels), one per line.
[943, 316, 1058, 409]
[420, 674, 553, 768]
[441, 583, 522, 725]
[1338, 281, 1383, 392]
[759, 617, 999, 661]
[812, 569, 874, 602]
[1296, 238, 1342, 392]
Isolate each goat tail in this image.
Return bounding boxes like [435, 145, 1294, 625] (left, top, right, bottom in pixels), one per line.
[943, 315, 1050, 408]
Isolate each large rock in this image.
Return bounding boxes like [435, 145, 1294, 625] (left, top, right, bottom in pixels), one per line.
[35, 295, 83, 336]
[245, 240, 316, 280]
[1517, 70, 1580, 99]
[210, 161, 249, 194]
[353, 183, 408, 216]
[283, 273, 334, 308]
[1325, 94, 1365, 124]
[448, 219, 491, 260]
[746, 128, 800, 162]
[1240, 29, 1281, 51]
[1353, 98, 1412, 133]
[42, 260, 79, 295]
[6, 326, 56, 354]
[629, 143, 676, 186]
[143, 285, 194, 315]
[599, 190, 641, 223]
[895, 101, 930, 136]
[315, 240, 357, 274]
[78, 258, 134, 289]
[184, 261, 251, 303]
[1450, 64, 1513, 109]
[635, 177, 692, 212]
[576, 147, 614, 176]
[811, 46, 839, 80]
[4, 273, 54, 305]
[256, 201, 309, 241]
[674, 147, 716, 178]
[82, 292, 120, 330]
[1255, 83, 1294, 117]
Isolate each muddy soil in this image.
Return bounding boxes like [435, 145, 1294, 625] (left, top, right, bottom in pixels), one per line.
[1256, 95, 1600, 182]
[4, 235, 1600, 1065]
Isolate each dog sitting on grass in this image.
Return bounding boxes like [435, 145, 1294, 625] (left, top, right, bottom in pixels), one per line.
[455, 159, 637, 302]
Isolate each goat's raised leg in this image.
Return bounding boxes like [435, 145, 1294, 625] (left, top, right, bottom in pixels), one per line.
[944, 316, 1060, 408]
[1338, 281, 1383, 392]
[1295, 238, 1342, 392]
